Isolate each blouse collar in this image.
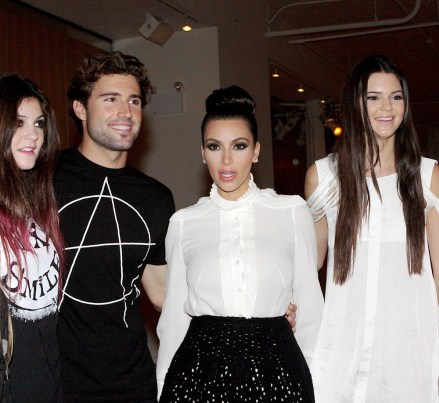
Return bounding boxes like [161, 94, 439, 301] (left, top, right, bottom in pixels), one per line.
[209, 174, 259, 211]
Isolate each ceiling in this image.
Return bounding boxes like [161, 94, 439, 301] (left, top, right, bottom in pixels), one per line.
[19, 0, 439, 132]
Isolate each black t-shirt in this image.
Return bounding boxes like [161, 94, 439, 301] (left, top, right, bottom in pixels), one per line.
[54, 148, 174, 402]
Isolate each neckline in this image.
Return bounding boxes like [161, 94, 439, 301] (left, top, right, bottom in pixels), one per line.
[209, 175, 259, 211]
[69, 147, 128, 175]
[366, 172, 397, 180]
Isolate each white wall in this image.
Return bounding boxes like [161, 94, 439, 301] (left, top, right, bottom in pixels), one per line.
[114, 27, 221, 210]
[208, 1, 274, 189]
[114, 2, 275, 208]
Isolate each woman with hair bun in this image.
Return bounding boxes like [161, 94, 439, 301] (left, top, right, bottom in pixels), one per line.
[157, 85, 323, 402]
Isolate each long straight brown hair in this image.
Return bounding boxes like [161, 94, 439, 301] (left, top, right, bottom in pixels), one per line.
[0, 73, 64, 292]
[333, 55, 425, 284]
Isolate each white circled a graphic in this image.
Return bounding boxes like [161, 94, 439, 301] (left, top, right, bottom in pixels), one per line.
[59, 178, 155, 327]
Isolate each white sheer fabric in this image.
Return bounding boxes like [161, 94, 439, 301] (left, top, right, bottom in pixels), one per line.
[309, 155, 439, 403]
[156, 179, 324, 398]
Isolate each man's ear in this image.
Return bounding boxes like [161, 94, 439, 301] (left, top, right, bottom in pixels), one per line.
[73, 100, 87, 121]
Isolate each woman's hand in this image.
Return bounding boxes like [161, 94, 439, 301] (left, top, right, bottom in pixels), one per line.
[285, 303, 297, 332]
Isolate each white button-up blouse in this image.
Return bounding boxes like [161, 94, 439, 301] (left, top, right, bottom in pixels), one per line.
[156, 179, 324, 397]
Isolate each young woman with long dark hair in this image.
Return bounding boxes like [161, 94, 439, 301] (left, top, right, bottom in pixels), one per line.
[0, 73, 64, 402]
[306, 55, 439, 402]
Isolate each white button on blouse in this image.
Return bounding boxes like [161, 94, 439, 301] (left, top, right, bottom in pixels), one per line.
[156, 178, 324, 398]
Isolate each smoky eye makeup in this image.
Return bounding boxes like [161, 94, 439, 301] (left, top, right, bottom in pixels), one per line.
[234, 142, 248, 150]
[205, 142, 220, 151]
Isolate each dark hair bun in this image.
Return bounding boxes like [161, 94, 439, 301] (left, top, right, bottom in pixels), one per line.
[205, 85, 255, 115]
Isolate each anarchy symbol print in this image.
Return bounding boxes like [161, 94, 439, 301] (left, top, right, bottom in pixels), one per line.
[59, 177, 155, 327]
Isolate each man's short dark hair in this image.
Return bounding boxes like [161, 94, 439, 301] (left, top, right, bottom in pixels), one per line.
[67, 51, 151, 133]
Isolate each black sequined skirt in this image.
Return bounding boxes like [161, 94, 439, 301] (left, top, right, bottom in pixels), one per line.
[160, 315, 314, 403]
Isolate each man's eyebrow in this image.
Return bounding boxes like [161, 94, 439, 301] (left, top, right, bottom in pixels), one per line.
[97, 91, 121, 98]
[96, 92, 141, 100]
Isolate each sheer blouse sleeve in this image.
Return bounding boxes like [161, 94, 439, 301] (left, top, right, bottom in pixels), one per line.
[291, 201, 324, 367]
[421, 157, 439, 215]
[420, 157, 439, 368]
[156, 214, 191, 399]
[306, 157, 339, 223]
[424, 186, 439, 215]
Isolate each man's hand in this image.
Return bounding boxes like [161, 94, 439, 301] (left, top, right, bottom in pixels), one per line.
[285, 303, 297, 332]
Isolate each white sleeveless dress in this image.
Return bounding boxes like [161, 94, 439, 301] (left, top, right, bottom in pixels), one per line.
[308, 154, 439, 403]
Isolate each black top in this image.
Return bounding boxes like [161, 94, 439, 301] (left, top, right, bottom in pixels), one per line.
[1, 222, 62, 402]
[9, 315, 61, 402]
[0, 292, 8, 402]
[54, 148, 174, 402]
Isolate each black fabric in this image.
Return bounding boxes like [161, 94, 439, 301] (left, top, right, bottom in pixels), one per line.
[1, 221, 62, 403]
[54, 148, 174, 402]
[8, 315, 62, 402]
[0, 378, 11, 403]
[160, 316, 315, 403]
[0, 291, 11, 403]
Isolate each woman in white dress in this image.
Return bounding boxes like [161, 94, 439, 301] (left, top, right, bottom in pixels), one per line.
[305, 54, 439, 402]
[157, 86, 323, 402]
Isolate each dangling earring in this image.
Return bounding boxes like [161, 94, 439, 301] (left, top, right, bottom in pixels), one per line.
[253, 158, 258, 163]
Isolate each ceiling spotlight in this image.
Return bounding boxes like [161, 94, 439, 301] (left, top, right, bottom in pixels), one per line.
[320, 97, 327, 104]
[297, 83, 304, 93]
[182, 17, 192, 32]
[272, 68, 280, 78]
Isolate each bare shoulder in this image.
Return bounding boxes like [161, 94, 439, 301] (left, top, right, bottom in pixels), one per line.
[304, 163, 319, 199]
[430, 163, 439, 197]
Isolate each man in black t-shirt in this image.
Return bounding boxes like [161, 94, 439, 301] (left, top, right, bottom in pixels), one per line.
[54, 52, 174, 403]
